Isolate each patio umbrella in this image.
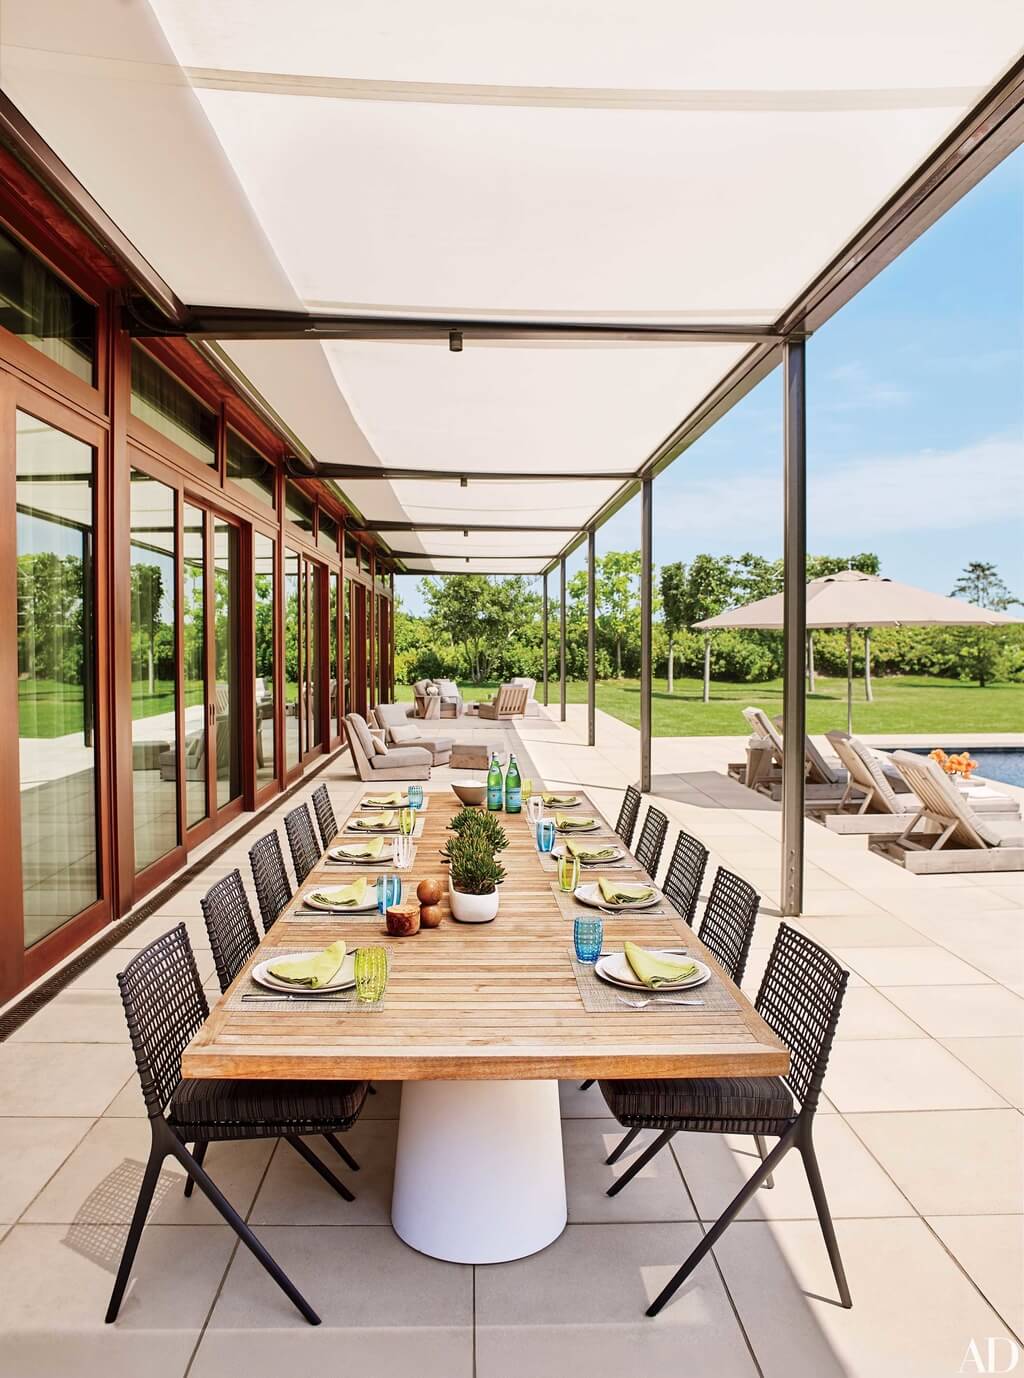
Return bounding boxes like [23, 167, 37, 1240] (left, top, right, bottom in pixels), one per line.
[693, 569, 1020, 732]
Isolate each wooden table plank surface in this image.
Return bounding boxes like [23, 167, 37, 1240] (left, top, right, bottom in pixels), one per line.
[182, 786, 789, 1082]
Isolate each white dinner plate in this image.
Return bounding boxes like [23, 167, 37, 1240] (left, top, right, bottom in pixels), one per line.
[252, 950, 357, 994]
[542, 796, 580, 808]
[553, 844, 624, 866]
[555, 821, 601, 834]
[595, 952, 711, 992]
[346, 819, 401, 834]
[328, 842, 394, 863]
[574, 881, 659, 911]
[361, 797, 408, 809]
[301, 888, 379, 914]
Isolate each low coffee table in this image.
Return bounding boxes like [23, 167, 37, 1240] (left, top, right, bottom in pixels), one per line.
[450, 743, 490, 771]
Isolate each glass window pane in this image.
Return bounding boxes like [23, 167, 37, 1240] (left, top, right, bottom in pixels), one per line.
[344, 532, 357, 563]
[0, 228, 96, 383]
[309, 562, 323, 749]
[329, 572, 339, 738]
[318, 510, 338, 556]
[213, 518, 241, 808]
[284, 549, 300, 769]
[16, 410, 98, 946]
[182, 504, 207, 827]
[131, 347, 217, 466]
[343, 577, 351, 718]
[130, 470, 178, 870]
[365, 587, 372, 708]
[227, 428, 276, 507]
[254, 534, 276, 785]
[285, 482, 313, 533]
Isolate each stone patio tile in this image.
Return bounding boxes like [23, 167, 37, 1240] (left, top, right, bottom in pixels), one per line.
[0, 1118, 93, 1223]
[249, 1119, 396, 1226]
[926, 1215, 1024, 1338]
[880, 985, 1024, 1038]
[848, 1109, 1024, 1215]
[558, 1079, 609, 1118]
[64, 946, 216, 993]
[0, 1042, 135, 1118]
[562, 1119, 697, 1223]
[9, 991, 136, 1044]
[714, 1217, 1019, 1378]
[475, 1223, 758, 1378]
[833, 987, 924, 1040]
[835, 946, 993, 986]
[794, 913, 932, 948]
[191, 1225, 472, 1378]
[940, 1037, 1024, 1109]
[824, 1039, 1006, 1112]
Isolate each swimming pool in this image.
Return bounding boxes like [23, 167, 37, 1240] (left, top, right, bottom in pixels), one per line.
[899, 747, 1024, 789]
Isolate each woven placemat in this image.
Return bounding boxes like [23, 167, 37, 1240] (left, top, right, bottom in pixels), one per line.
[227, 945, 391, 1013]
[536, 848, 649, 876]
[339, 814, 425, 840]
[550, 882, 671, 920]
[569, 950, 739, 1013]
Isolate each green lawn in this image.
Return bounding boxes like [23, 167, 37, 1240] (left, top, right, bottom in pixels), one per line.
[396, 675, 1024, 737]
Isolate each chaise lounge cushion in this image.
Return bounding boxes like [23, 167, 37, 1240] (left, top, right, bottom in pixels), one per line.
[599, 1075, 794, 1134]
[349, 713, 377, 761]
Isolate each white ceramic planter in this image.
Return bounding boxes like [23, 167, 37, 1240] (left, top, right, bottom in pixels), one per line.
[449, 885, 500, 923]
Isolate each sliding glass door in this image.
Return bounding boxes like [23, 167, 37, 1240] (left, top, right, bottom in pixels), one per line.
[284, 546, 326, 771]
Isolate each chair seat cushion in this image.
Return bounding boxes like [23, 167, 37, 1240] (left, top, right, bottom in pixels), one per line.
[599, 1075, 794, 1133]
[372, 745, 432, 768]
[170, 1078, 368, 1139]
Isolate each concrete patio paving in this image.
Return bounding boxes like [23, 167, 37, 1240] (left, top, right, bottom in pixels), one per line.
[0, 707, 1020, 1377]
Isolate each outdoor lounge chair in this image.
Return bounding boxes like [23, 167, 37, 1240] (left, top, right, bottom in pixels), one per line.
[736, 707, 845, 794]
[345, 712, 431, 781]
[478, 683, 530, 719]
[412, 678, 464, 719]
[884, 751, 1024, 872]
[372, 702, 453, 765]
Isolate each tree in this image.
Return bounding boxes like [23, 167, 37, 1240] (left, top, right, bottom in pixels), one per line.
[594, 550, 641, 677]
[131, 561, 165, 693]
[681, 554, 735, 702]
[660, 561, 687, 694]
[419, 574, 541, 683]
[950, 562, 1022, 688]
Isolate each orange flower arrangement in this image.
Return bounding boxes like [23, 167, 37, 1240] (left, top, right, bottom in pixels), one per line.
[929, 748, 978, 779]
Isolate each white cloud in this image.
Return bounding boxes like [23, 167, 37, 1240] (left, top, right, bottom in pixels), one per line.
[654, 435, 1024, 550]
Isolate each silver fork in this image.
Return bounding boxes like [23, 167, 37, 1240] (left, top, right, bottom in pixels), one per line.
[615, 993, 705, 1008]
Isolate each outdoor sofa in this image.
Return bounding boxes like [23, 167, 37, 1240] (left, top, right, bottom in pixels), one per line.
[412, 679, 465, 719]
[345, 712, 431, 782]
[372, 702, 453, 765]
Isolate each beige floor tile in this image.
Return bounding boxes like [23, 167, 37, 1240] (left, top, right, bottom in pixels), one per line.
[824, 1039, 1007, 1112]
[191, 1225, 472, 1378]
[881, 985, 1024, 1038]
[0, 1043, 135, 1118]
[794, 913, 932, 948]
[563, 1120, 696, 1223]
[475, 1222, 758, 1378]
[65, 947, 215, 994]
[362, 1079, 402, 1118]
[118, 914, 212, 952]
[940, 1037, 1024, 1109]
[833, 987, 925, 1040]
[558, 1079, 609, 1118]
[9, 992, 134, 1045]
[898, 908, 1023, 950]
[249, 1120, 395, 1225]
[927, 1215, 1024, 1338]
[0, 1222, 235, 1378]
[0, 1118, 94, 1224]
[983, 884, 1024, 909]
[100, 1076, 147, 1118]
[675, 1115, 913, 1222]
[849, 1110, 1024, 1215]
[23, 1118, 273, 1226]
[798, 892, 891, 919]
[836, 945, 993, 986]
[714, 1217, 1018, 1378]
[958, 944, 1024, 993]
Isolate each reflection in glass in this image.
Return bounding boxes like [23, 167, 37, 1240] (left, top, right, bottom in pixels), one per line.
[284, 549, 300, 769]
[343, 577, 351, 719]
[285, 483, 313, 533]
[254, 534, 276, 785]
[309, 562, 323, 749]
[318, 510, 338, 557]
[182, 505, 207, 827]
[16, 410, 98, 946]
[365, 587, 373, 711]
[131, 346, 216, 466]
[214, 518, 241, 808]
[130, 471, 178, 871]
[0, 228, 96, 382]
[329, 572, 339, 739]
[227, 429, 275, 508]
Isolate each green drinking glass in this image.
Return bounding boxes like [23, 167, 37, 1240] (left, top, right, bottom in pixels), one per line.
[398, 807, 414, 837]
[558, 853, 580, 893]
[522, 778, 533, 806]
[354, 945, 388, 1004]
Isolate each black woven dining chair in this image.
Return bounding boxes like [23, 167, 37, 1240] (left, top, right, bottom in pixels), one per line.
[598, 923, 851, 1317]
[200, 872, 361, 1176]
[662, 830, 710, 924]
[615, 785, 642, 849]
[108, 924, 369, 1327]
[311, 784, 337, 849]
[634, 805, 668, 879]
[248, 830, 293, 932]
[284, 803, 320, 884]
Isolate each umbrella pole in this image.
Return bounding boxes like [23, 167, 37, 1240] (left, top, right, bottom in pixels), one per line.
[846, 627, 853, 733]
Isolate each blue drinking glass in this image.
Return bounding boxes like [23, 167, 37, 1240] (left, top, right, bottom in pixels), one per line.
[537, 818, 556, 853]
[408, 785, 424, 811]
[376, 873, 402, 913]
[574, 917, 603, 964]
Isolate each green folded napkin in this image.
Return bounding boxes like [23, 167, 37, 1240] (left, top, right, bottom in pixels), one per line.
[352, 810, 396, 830]
[268, 940, 347, 988]
[334, 838, 384, 859]
[307, 879, 367, 908]
[543, 793, 578, 806]
[365, 792, 404, 806]
[567, 840, 618, 861]
[598, 878, 654, 905]
[557, 814, 596, 830]
[624, 941, 697, 988]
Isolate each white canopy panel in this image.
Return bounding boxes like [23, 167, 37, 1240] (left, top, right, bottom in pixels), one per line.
[399, 557, 549, 576]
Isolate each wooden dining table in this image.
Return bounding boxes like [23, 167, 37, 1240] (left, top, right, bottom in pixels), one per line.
[182, 784, 788, 1264]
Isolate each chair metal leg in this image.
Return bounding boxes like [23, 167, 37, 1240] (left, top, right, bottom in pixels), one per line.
[183, 1139, 208, 1197]
[799, 1126, 852, 1308]
[754, 1134, 774, 1189]
[323, 1131, 360, 1172]
[165, 1132, 321, 1325]
[605, 1125, 641, 1166]
[285, 1134, 355, 1202]
[580, 1080, 595, 1091]
[106, 1142, 164, 1322]
[646, 1128, 796, 1317]
[606, 1129, 675, 1197]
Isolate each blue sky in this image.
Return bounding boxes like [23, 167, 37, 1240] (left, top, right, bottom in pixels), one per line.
[397, 144, 1023, 615]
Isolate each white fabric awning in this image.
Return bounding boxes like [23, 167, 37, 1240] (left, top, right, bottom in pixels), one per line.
[2, 0, 1021, 570]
